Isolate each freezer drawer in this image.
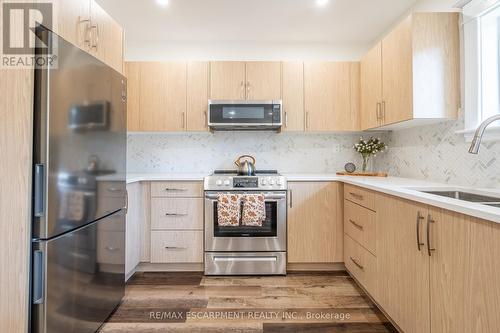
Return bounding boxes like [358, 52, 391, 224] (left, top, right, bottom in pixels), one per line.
[31, 213, 125, 333]
[204, 252, 286, 275]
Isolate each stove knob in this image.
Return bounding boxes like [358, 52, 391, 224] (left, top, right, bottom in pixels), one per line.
[223, 179, 231, 186]
[261, 179, 267, 185]
[269, 178, 275, 185]
[216, 179, 223, 186]
[276, 178, 283, 185]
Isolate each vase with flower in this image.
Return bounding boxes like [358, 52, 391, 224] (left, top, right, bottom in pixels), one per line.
[353, 137, 387, 172]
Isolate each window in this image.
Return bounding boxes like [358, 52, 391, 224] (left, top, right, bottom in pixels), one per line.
[479, 4, 500, 121]
[462, 0, 500, 139]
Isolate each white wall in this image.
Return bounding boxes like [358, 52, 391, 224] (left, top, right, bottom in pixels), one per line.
[124, 41, 368, 62]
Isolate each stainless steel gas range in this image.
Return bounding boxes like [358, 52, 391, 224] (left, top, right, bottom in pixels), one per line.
[204, 170, 287, 275]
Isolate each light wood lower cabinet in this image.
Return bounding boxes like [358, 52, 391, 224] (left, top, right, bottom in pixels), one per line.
[126, 182, 142, 277]
[429, 207, 500, 333]
[376, 194, 430, 333]
[151, 198, 204, 230]
[344, 233, 377, 297]
[149, 181, 204, 265]
[151, 231, 204, 263]
[151, 181, 203, 198]
[287, 182, 343, 264]
[344, 199, 376, 255]
[352, 188, 500, 333]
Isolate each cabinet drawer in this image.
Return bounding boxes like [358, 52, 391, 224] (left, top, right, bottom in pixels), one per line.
[151, 198, 203, 230]
[344, 234, 377, 297]
[97, 209, 125, 232]
[98, 181, 127, 198]
[344, 200, 376, 255]
[344, 184, 375, 211]
[151, 181, 203, 198]
[151, 231, 203, 263]
[97, 230, 125, 265]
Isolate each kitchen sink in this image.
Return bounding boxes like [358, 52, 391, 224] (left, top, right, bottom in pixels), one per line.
[485, 203, 500, 208]
[410, 189, 500, 206]
[421, 191, 500, 203]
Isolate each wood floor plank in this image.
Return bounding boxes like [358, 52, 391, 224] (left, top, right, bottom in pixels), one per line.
[263, 322, 398, 333]
[100, 272, 397, 333]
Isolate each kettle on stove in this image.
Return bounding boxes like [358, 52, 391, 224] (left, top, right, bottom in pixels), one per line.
[234, 155, 256, 176]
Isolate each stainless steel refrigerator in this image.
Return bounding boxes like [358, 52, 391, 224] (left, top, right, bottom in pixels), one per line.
[31, 28, 127, 333]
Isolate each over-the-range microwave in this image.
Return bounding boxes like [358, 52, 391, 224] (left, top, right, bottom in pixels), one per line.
[208, 100, 282, 131]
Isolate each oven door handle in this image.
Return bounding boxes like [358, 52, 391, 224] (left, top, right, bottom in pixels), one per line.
[213, 256, 278, 262]
[205, 193, 286, 200]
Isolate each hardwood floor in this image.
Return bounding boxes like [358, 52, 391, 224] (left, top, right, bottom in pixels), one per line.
[100, 272, 397, 333]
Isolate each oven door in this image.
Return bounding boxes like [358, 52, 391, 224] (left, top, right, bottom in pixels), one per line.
[204, 191, 287, 252]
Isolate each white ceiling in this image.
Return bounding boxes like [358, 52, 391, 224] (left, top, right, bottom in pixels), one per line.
[98, 0, 420, 45]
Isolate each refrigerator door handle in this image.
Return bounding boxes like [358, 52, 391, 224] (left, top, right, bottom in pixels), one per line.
[34, 164, 45, 217]
[33, 250, 45, 304]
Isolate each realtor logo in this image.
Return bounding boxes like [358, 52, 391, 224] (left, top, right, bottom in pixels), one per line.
[1, 1, 57, 68]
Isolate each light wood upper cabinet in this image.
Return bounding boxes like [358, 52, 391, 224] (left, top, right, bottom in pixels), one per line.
[376, 195, 430, 333]
[245, 62, 281, 100]
[287, 182, 343, 263]
[210, 61, 281, 100]
[360, 42, 383, 130]
[89, 1, 124, 73]
[125, 62, 141, 131]
[282, 62, 304, 131]
[304, 62, 359, 131]
[50, 0, 123, 73]
[187, 62, 209, 131]
[381, 16, 413, 126]
[210, 61, 246, 100]
[429, 208, 500, 333]
[139, 62, 187, 132]
[51, 0, 91, 50]
[360, 13, 459, 130]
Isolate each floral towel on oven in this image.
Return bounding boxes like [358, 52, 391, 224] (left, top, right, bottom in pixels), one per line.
[217, 193, 242, 226]
[242, 194, 266, 227]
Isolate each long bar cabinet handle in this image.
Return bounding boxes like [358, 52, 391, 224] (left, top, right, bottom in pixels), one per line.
[416, 212, 425, 251]
[427, 214, 436, 256]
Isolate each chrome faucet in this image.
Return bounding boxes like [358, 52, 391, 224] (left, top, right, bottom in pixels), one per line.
[469, 114, 500, 154]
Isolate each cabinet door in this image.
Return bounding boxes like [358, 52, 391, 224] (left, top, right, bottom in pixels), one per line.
[51, 0, 91, 50]
[430, 208, 500, 333]
[210, 61, 245, 100]
[282, 62, 304, 131]
[360, 42, 382, 130]
[376, 195, 430, 333]
[125, 62, 141, 131]
[304, 62, 357, 131]
[90, 0, 124, 73]
[139, 62, 187, 132]
[125, 183, 141, 277]
[382, 16, 413, 125]
[187, 62, 209, 131]
[287, 182, 343, 263]
[245, 62, 281, 100]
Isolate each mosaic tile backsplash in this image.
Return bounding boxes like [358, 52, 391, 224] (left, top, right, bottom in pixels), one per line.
[127, 119, 500, 188]
[127, 132, 370, 174]
[377, 119, 500, 189]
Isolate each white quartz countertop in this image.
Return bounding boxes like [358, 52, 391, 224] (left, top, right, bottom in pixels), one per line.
[126, 172, 500, 224]
[127, 173, 208, 183]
